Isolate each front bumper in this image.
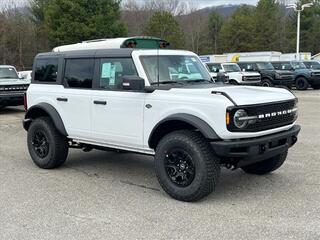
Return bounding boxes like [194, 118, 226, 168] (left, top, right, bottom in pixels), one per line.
[308, 75, 320, 86]
[239, 80, 261, 86]
[210, 125, 301, 168]
[273, 78, 294, 86]
[0, 92, 25, 107]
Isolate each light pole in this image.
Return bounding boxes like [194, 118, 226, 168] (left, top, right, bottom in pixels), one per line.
[287, 2, 314, 60]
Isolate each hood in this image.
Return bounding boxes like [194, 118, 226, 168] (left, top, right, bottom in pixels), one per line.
[310, 69, 320, 74]
[275, 70, 294, 75]
[212, 86, 295, 105]
[241, 71, 260, 77]
[170, 85, 295, 106]
[0, 78, 30, 85]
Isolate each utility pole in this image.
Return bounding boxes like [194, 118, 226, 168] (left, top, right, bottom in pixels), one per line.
[287, 2, 314, 60]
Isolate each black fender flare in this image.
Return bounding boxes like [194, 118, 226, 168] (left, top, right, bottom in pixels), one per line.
[261, 76, 273, 81]
[23, 103, 68, 136]
[148, 113, 220, 148]
[295, 75, 308, 81]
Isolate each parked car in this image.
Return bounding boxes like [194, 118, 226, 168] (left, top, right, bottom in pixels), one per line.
[205, 63, 229, 83]
[0, 65, 29, 110]
[303, 60, 320, 71]
[206, 63, 261, 85]
[23, 48, 300, 202]
[18, 70, 32, 83]
[272, 61, 320, 90]
[237, 62, 294, 88]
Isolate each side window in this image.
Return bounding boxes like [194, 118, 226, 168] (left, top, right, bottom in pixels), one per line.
[64, 59, 94, 89]
[99, 58, 137, 90]
[273, 63, 279, 70]
[34, 58, 58, 82]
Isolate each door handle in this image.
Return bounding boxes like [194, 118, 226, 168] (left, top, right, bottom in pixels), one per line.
[57, 97, 68, 102]
[93, 100, 107, 105]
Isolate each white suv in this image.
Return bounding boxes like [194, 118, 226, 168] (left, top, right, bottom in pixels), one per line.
[23, 49, 300, 202]
[207, 63, 261, 85]
[0, 65, 30, 110]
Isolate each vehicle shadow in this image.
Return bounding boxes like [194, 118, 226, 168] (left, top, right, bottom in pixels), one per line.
[63, 149, 290, 202]
[0, 106, 25, 115]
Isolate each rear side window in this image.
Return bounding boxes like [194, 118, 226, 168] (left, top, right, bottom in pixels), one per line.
[64, 59, 94, 89]
[34, 58, 58, 82]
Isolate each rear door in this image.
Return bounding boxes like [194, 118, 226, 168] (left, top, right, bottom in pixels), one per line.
[57, 58, 94, 139]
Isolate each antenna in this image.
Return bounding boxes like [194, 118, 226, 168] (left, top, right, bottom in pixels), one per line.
[157, 43, 160, 86]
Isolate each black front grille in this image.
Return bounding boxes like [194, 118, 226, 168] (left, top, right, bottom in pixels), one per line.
[227, 99, 297, 132]
[245, 76, 261, 81]
[0, 85, 29, 92]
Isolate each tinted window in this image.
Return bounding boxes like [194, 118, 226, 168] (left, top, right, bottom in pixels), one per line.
[99, 58, 138, 90]
[64, 59, 94, 89]
[35, 58, 58, 82]
[0, 67, 19, 79]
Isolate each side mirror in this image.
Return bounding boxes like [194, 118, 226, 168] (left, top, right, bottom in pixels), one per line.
[242, 69, 246, 72]
[121, 75, 145, 91]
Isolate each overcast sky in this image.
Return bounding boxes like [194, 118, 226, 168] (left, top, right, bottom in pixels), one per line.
[2, 0, 260, 9]
[2, 0, 297, 10]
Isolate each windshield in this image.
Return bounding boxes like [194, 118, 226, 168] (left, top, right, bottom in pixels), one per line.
[140, 55, 212, 84]
[223, 64, 241, 72]
[304, 61, 320, 70]
[0, 67, 19, 79]
[206, 63, 222, 73]
[257, 62, 274, 70]
[291, 61, 307, 70]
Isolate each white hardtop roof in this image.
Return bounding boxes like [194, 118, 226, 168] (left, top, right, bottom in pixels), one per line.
[53, 38, 129, 52]
[52, 37, 168, 52]
[0, 65, 15, 68]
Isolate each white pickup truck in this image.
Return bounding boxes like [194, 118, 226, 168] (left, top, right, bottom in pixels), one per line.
[207, 63, 261, 85]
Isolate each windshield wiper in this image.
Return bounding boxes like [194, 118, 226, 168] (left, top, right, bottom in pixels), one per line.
[0, 76, 15, 79]
[150, 81, 184, 85]
[187, 79, 213, 84]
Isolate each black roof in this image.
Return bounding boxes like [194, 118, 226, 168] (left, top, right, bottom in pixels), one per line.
[36, 48, 134, 59]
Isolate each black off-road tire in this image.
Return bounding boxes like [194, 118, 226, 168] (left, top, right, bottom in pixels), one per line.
[241, 151, 288, 175]
[311, 85, 320, 90]
[261, 79, 273, 87]
[154, 130, 220, 202]
[295, 77, 309, 90]
[229, 80, 238, 85]
[27, 117, 69, 169]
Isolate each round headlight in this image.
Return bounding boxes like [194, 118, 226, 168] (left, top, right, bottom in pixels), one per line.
[234, 109, 249, 129]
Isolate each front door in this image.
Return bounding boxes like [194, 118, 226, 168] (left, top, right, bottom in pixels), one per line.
[91, 58, 145, 150]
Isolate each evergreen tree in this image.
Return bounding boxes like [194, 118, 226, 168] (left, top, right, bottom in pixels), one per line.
[219, 6, 257, 52]
[207, 11, 224, 53]
[44, 0, 127, 47]
[144, 11, 185, 49]
[254, 0, 280, 51]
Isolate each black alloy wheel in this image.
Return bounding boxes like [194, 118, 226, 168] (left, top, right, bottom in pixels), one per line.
[32, 130, 50, 158]
[165, 148, 195, 187]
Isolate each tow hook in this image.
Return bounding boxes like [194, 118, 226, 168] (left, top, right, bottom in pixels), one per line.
[292, 136, 298, 145]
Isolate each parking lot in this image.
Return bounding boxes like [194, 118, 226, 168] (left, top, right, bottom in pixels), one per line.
[0, 90, 319, 240]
